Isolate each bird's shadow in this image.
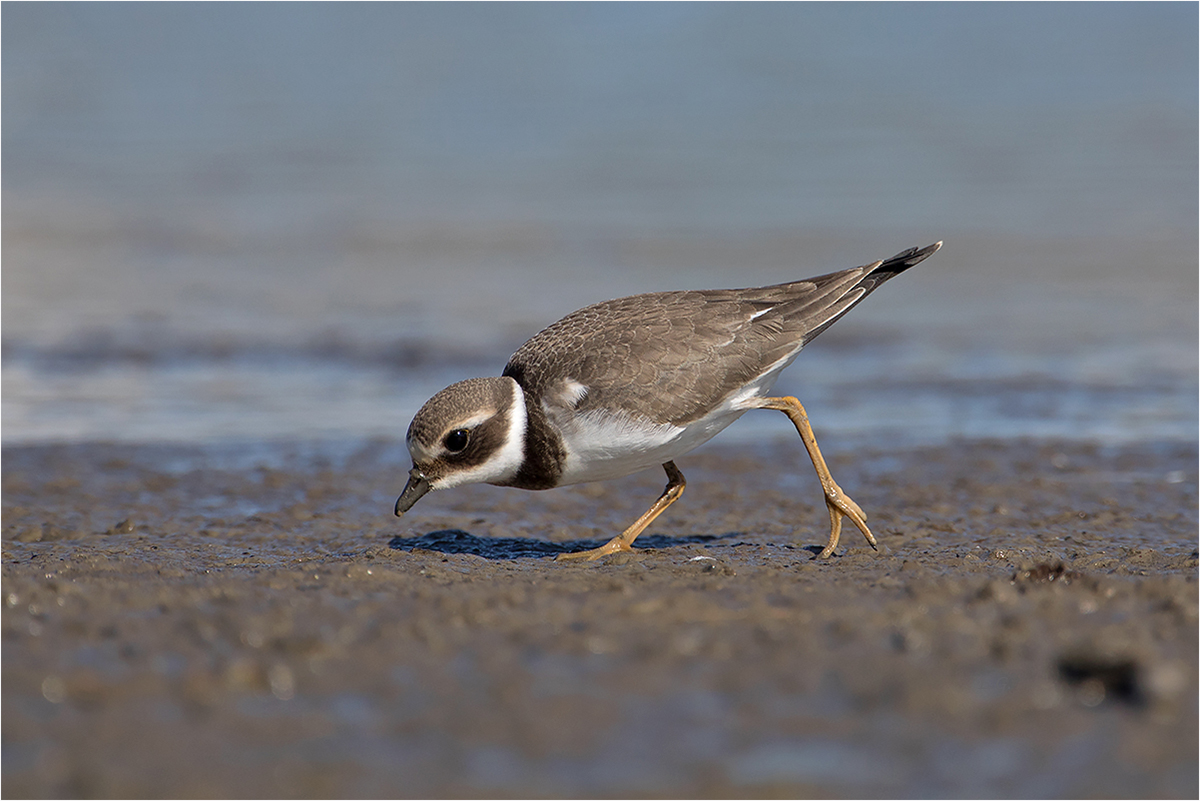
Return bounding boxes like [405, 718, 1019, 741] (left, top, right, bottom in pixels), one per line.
[388, 529, 740, 560]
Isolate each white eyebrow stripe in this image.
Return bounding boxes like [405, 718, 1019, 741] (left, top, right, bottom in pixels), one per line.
[453, 410, 495, 431]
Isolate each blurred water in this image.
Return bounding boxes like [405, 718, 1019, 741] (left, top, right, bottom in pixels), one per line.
[3, 4, 1196, 448]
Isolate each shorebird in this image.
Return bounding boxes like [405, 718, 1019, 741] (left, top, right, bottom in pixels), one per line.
[395, 241, 941, 560]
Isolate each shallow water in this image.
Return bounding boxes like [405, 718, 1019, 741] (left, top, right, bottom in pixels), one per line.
[3, 231, 1195, 449]
[3, 4, 1196, 450]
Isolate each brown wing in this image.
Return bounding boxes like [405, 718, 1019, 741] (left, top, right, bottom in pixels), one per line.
[503, 243, 940, 426]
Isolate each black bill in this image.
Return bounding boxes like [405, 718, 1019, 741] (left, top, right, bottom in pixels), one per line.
[394, 468, 432, 516]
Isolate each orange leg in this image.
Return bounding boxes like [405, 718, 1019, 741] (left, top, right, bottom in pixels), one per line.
[556, 461, 686, 561]
[747, 396, 876, 558]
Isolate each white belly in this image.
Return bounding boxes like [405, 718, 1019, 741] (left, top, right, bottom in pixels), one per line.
[553, 406, 745, 486]
[553, 350, 799, 486]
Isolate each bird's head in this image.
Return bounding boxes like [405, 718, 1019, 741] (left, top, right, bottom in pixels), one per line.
[394, 376, 527, 516]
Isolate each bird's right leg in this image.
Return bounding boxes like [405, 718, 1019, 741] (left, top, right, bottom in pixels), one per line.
[748, 396, 877, 558]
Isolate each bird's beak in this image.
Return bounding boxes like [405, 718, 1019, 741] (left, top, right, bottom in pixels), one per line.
[395, 467, 433, 516]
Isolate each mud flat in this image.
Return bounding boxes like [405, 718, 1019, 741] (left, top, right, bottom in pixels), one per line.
[3, 437, 1197, 797]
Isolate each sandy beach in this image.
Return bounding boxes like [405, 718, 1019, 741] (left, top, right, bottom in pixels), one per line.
[3, 436, 1195, 797]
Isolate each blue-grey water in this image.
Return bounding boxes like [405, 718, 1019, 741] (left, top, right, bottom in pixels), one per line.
[3, 3, 1197, 451]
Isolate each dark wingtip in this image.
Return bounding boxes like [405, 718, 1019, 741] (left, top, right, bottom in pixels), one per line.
[873, 240, 943, 278]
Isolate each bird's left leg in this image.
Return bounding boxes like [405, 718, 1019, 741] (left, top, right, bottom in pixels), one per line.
[747, 396, 876, 558]
[556, 461, 686, 561]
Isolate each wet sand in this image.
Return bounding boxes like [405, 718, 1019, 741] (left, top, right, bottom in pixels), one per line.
[3, 436, 1197, 798]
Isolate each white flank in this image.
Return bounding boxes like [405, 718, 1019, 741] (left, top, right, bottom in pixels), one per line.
[555, 408, 686, 485]
[555, 342, 811, 486]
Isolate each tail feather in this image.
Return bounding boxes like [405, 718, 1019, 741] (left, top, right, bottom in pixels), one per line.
[798, 241, 942, 345]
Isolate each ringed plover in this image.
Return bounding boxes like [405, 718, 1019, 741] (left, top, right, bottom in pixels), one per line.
[395, 241, 942, 561]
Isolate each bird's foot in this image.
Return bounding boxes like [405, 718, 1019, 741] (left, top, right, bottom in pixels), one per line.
[818, 481, 876, 559]
[555, 538, 636, 562]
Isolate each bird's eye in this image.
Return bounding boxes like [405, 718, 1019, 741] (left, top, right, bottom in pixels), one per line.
[443, 429, 470, 453]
